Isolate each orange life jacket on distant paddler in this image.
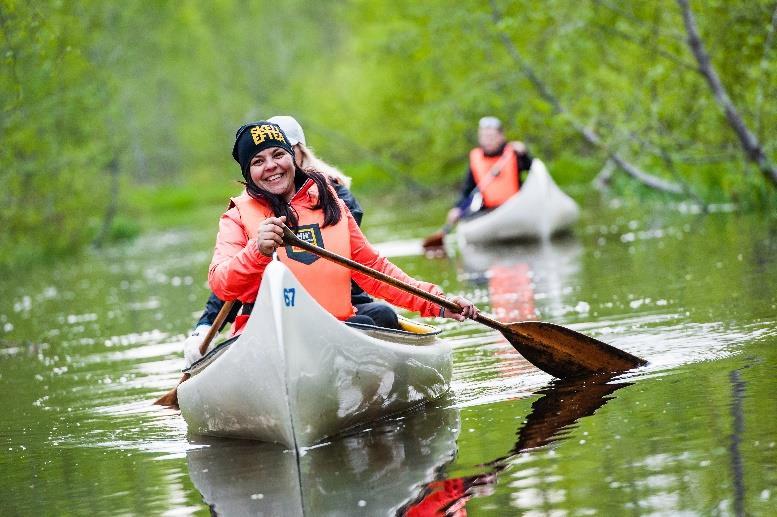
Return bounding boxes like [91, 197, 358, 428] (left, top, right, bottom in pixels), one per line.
[469, 146, 519, 208]
[231, 182, 355, 321]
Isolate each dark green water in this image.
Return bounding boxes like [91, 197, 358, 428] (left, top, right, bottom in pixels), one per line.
[1, 200, 776, 515]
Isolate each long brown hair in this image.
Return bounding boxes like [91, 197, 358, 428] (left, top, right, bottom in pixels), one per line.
[243, 167, 342, 229]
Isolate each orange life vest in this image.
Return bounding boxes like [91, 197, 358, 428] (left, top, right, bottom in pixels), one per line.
[231, 183, 355, 320]
[469, 146, 519, 208]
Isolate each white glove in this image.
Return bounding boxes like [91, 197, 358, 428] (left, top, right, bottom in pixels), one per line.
[183, 324, 212, 368]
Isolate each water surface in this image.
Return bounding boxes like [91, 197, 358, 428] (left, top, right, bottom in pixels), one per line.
[1, 200, 776, 515]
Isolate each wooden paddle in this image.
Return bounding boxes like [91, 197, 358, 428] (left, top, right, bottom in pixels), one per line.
[153, 300, 235, 408]
[282, 224, 646, 379]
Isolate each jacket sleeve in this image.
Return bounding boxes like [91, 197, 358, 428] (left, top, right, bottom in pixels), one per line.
[516, 149, 533, 186]
[346, 210, 445, 317]
[454, 168, 477, 211]
[208, 207, 272, 303]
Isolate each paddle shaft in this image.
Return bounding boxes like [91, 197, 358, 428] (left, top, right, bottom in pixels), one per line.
[283, 225, 510, 331]
[199, 300, 235, 355]
[282, 224, 646, 378]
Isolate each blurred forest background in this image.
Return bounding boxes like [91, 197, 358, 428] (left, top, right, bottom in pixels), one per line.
[1, 0, 775, 266]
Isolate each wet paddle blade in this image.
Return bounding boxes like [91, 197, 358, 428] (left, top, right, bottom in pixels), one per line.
[153, 389, 179, 408]
[502, 321, 646, 379]
[152, 373, 188, 408]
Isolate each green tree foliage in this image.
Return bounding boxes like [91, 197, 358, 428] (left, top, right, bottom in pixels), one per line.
[321, 0, 777, 196]
[1, 0, 775, 265]
[0, 1, 112, 264]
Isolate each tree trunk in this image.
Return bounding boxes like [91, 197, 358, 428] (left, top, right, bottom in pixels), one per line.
[677, 0, 777, 188]
[754, 5, 777, 136]
[93, 158, 119, 248]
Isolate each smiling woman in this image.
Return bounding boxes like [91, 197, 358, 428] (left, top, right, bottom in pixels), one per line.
[208, 120, 478, 336]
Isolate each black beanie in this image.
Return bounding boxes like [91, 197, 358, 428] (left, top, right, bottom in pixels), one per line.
[232, 121, 296, 179]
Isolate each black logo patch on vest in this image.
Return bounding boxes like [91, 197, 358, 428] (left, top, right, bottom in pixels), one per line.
[285, 224, 323, 265]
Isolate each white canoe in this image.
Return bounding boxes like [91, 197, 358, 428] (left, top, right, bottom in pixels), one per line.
[178, 260, 452, 449]
[456, 158, 580, 245]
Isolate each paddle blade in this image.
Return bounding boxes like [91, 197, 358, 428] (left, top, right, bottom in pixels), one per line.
[502, 321, 646, 379]
[421, 231, 448, 258]
[153, 388, 180, 408]
[421, 230, 445, 250]
[421, 230, 447, 253]
[152, 373, 188, 409]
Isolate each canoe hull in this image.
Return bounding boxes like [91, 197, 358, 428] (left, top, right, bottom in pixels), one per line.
[457, 159, 579, 245]
[178, 260, 452, 448]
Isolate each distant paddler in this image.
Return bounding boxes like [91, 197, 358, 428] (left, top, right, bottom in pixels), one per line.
[423, 116, 533, 250]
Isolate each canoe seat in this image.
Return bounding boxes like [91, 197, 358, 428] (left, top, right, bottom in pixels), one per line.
[398, 317, 440, 335]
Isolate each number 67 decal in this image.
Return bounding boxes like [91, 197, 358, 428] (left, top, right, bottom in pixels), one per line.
[283, 288, 296, 307]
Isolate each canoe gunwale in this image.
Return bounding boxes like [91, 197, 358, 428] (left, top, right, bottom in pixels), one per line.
[183, 317, 443, 376]
[183, 335, 239, 375]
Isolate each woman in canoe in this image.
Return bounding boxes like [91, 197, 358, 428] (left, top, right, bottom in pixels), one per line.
[208, 120, 478, 338]
[185, 115, 384, 368]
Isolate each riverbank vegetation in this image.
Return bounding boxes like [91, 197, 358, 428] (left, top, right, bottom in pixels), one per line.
[1, 0, 775, 266]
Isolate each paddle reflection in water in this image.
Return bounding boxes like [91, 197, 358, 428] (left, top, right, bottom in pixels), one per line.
[399, 374, 630, 515]
[186, 402, 460, 515]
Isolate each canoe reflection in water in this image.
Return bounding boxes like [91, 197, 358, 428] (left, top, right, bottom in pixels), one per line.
[398, 374, 631, 516]
[459, 237, 582, 320]
[186, 401, 460, 515]
[187, 375, 630, 516]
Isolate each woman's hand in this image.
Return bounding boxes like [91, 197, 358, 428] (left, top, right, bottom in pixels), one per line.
[256, 215, 287, 256]
[183, 324, 213, 368]
[442, 295, 478, 321]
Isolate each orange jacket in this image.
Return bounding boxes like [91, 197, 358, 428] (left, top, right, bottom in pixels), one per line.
[469, 146, 519, 208]
[232, 188, 355, 320]
[208, 179, 446, 321]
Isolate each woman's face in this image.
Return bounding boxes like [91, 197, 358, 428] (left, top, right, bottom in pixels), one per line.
[249, 147, 296, 201]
